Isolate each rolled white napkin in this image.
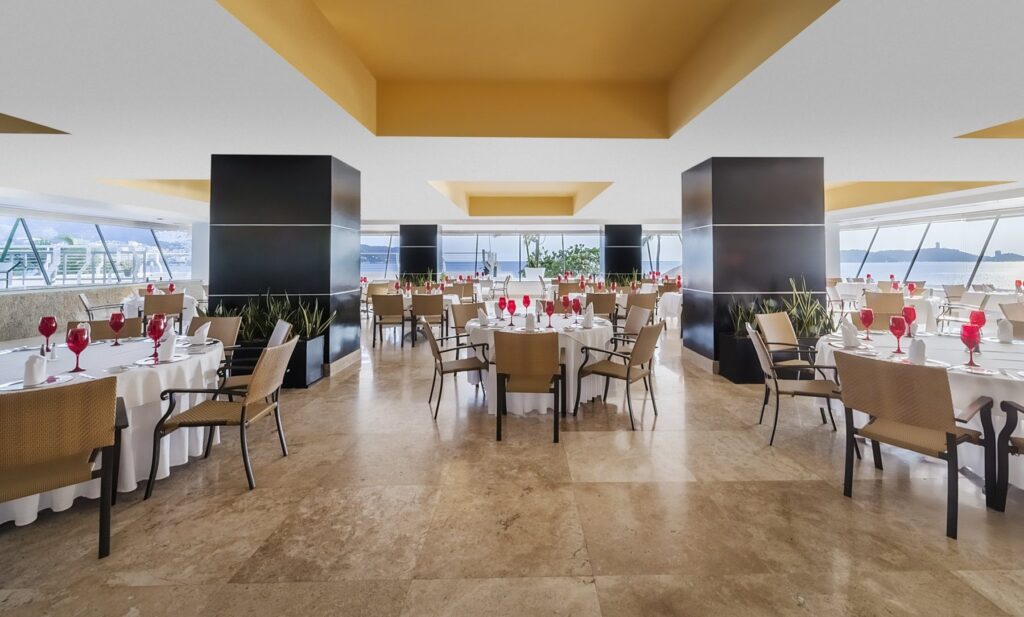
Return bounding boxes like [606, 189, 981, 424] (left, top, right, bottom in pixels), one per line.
[160, 317, 175, 342]
[23, 355, 47, 386]
[192, 321, 211, 345]
[477, 307, 490, 326]
[158, 336, 176, 362]
[525, 313, 536, 332]
[908, 338, 926, 365]
[840, 320, 860, 348]
[583, 305, 594, 328]
[998, 319, 1014, 343]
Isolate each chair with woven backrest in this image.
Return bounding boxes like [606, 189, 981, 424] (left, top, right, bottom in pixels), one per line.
[364, 282, 392, 318]
[1000, 302, 1024, 338]
[0, 378, 120, 557]
[188, 315, 242, 348]
[833, 350, 994, 539]
[585, 292, 617, 321]
[826, 277, 842, 288]
[493, 331, 565, 443]
[143, 293, 185, 333]
[754, 312, 818, 374]
[371, 294, 407, 347]
[746, 323, 841, 446]
[943, 284, 966, 303]
[657, 282, 679, 297]
[906, 281, 927, 297]
[450, 302, 485, 348]
[557, 282, 579, 297]
[615, 292, 657, 325]
[574, 321, 664, 430]
[455, 282, 475, 303]
[858, 292, 905, 331]
[146, 336, 299, 498]
[611, 306, 652, 352]
[217, 319, 291, 395]
[937, 291, 988, 333]
[67, 317, 143, 341]
[78, 293, 122, 321]
[411, 293, 445, 347]
[419, 318, 489, 418]
[995, 400, 1024, 512]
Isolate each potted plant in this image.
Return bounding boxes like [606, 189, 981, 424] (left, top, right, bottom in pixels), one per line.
[719, 298, 764, 384]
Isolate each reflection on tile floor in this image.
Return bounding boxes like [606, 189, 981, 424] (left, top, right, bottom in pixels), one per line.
[3, 323, 1024, 616]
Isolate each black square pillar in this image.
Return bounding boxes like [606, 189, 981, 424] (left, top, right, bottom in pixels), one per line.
[681, 157, 825, 363]
[399, 225, 439, 278]
[603, 224, 642, 276]
[208, 154, 361, 365]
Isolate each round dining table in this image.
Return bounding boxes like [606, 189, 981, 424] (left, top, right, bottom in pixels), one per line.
[0, 335, 223, 525]
[122, 292, 200, 329]
[465, 314, 614, 416]
[814, 329, 1024, 486]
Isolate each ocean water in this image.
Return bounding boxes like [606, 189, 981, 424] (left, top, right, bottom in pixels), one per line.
[841, 261, 1024, 288]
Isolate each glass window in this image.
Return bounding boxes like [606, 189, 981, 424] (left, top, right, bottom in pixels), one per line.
[521, 234, 565, 278]
[973, 216, 1024, 289]
[478, 234, 521, 279]
[641, 233, 682, 275]
[562, 233, 601, 276]
[861, 223, 928, 282]
[23, 218, 109, 286]
[98, 224, 166, 282]
[440, 234, 477, 277]
[908, 219, 993, 288]
[0, 217, 37, 288]
[838, 228, 876, 279]
[360, 234, 395, 280]
[153, 229, 192, 280]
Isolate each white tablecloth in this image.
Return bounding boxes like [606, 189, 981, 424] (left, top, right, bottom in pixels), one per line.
[835, 282, 873, 303]
[0, 336, 223, 525]
[905, 296, 942, 333]
[659, 292, 683, 321]
[814, 332, 1024, 485]
[402, 293, 460, 311]
[465, 315, 613, 416]
[122, 293, 199, 329]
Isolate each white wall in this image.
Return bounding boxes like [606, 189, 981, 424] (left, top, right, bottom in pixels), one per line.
[191, 222, 209, 282]
[825, 221, 841, 278]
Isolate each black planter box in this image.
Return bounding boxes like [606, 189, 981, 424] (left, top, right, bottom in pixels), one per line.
[284, 336, 325, 389]
[717, 333, 763, 384]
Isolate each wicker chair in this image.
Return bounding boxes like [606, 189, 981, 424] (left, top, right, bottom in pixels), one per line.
[747, 322, 841, 446]
[188, 315, 242, 347]
[1000, 302, 1024, 339]
[0, 378, 122, 557]
[833, 351, 993, 539]
[585, 292, 617, 321]
[574, 321, 664, 430]
[856, 291, 905, 332]
[143, 293, 185, 333]
[78, 293, 122, 321]
[450, 302, 485, 348]
[66, 318, 143, 341]
[937, 291, 988, 333]
[218, 319, 290, 392]
[611, 306, 652, 352]
[493, 331, 566, 443]
[755, 312, 818, 375]
[942, 284, 966, 303]
[614, 292, 657, 325]
[657, 282, 679, 297]
[371, 294, 407, 347]
[146, 336, 299, 498]
[363, 282, 391, 318]
[493, 275, 511, 298]
[411, 293, 445, 346]
[557, 282, 580, 297]
[419, 318, 489, 418]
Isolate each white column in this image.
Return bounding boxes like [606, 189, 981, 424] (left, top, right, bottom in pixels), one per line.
[824, 220, 841, 278]
[190, 222, 209, 282]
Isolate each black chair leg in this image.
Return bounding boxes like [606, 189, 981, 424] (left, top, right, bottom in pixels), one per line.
[274, 407, 289, 457]
[573, 369, 583, 415]
[843, 407, 855, 498]
[824, 398, 838, 431]
[434, 371, 444, 419]
[560, 366, 567, 418]
[946, 434, 959, 539]
[372, 320, 377, 348]
[99, 446, 113, 558]
[603, 376, 610, 402]
[203, 426, 216, 458]
[647, 375, 658, 416]
[872, 440, 883, 470]
[758, 385, 769, 424]
[144, 430, 162, 500]
[240, 422, 255, 490]
[429, 369, 438, 403]
[768, 392, 781, 446]
[496, 375, 505, 441]
[111, 429, 122, 505]
[625, 380, 636, 430]
[553, 383, 560, 444]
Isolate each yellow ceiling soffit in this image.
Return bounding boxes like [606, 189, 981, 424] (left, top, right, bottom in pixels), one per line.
[667, 0, 836, 134]
[824, 181, 1011, 212]
[430, 181, 612, 216]
[957, 117, 1024, 139]
[0, 112, 66, 134]
[216, 0, 377, 134]
[104, 179, 211, 203]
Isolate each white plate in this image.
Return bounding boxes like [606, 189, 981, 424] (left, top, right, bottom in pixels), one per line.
[0, 374, 74, 391]
[983, 337, 1024, 345]
[950, 365, 999, 376]
[135, 354, 189, 366]
[829, 342, 872, 351]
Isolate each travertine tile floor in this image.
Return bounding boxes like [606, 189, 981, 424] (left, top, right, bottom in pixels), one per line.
[3, 323, 1024, 616]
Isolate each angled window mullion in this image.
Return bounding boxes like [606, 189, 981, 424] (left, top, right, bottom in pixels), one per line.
[967, 217, 999, 289]
[95, 224, 121, 283]
[385, 234, 393, 278]
[1, 221, 18, 261]
[151, 229, 172, 279]
[855, 227, 879, 278]
[19, 218, 50, 286]
[903, 222, 930, 283]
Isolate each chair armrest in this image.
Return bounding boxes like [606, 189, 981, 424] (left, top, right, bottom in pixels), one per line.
[160, 387, 246, 401]
[115, 397, 129, 430]
[580, 346, 631, 361]
[764, 342, 818, 351]
[1002, 400, 1024, 416]
[93, 302, 124, 310]
[956, 396, 994, 423]
[610, 336, 637, 346]
[437, 342, 489, 354]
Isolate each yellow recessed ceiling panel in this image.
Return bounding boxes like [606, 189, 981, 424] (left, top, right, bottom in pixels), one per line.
[824, 181, 1011, 211]
[430, 181, 612, 216]
[0, 113, 66, 134]
[103, 179, 211, 203]
[957, 117, 1024, 139]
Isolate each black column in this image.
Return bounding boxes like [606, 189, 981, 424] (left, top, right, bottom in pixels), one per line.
[208, 154, 361, 364]
[681, 157, 825, 363]
[399, 224, 439, 278]
[603, 224, 642, 276]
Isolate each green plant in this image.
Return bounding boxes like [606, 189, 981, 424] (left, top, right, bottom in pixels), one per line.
[292, 298, 335, 340]
[729, 298, 759, 337]
[224, 291, 337, 342]
[782, 277, 835, 338]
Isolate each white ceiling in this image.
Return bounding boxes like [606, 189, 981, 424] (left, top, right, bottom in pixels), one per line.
[1, 0, 1024, 227]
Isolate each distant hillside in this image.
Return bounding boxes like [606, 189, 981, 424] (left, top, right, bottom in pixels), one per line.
[841, 247, 1024, 263]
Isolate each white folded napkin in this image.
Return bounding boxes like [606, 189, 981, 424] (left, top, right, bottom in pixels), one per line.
[997, 319, 1014, 343]
[192, 321, 211, 345]
[583, 305, 594, 328]
[23, 355, 47, 386]
[158, 336, 176, 362]
[160, 317, 176, 342]
[908, 338, 926, 365]
[525, 313, 536, 332]
[841, 319, 859, 348]
[477, 307, 490, 326]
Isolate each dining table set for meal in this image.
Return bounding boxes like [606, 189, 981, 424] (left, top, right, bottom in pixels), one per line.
[0, 312, 224, 525]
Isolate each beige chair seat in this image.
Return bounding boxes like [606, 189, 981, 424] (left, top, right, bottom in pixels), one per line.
[581, 359, 648, 383]
[440, 356, 487, 374]
[776, 358, 812, 368]
[507, 374, 557, 393]
[418, 314, 444, 325]
[772, 378, 841, 398]
[1012, 435, 1024, 454]
[164, 400, 275, 430]
[858, 418, 980, 458]
[377, 314, 404, 325]
[0, 454, 93, 503]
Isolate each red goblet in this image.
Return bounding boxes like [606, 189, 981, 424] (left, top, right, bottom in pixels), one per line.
[439, 282, 446, 293]
[1016, 279, 1022, 291]
[579, 279, 586, 292]
[572, 297, 582, 322]
[970, 309, 987, 330]
[907, 282, 916, 296]
[497, 296, 507, 321]
[394, 281, 401, 292]
[561, 294, 570, 316]
[630, 281, 638, 293]
[611, 281, 617, 292]
[522, 294, 531, 313]
[597, 281, 604, 291]
[901, 305, 917, 338]
[859, 307, 875, 340]
[146, 283, 154, 295]
[426, 281, 433, 293]
[961, 324, 982, 367]
[458, 274, 464, 282]
[167, 281, 175, 294]
[545, 300, 555, 328]
[507, 299, 517, 326]
[557, 274, 562, 283]
[891, 281, 899, 291]
[38, 315, 58, 351]
[889, 315, 907, 354]
[66, 327, 90, 373]
[109, 312, 126, 346]
[147, 316, 166, 360]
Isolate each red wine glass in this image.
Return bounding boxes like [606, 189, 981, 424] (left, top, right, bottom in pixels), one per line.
[572, 297, 582, 322]
[961, 324, 981, 367]
[907, 282, 916, 296]
[109, 312, 126, 346]
[969, 309, 986, 330]
[146, 283, 154, 295]
[901, 306, 917, 338]
[522, 294, 531, 314]
[579, 279, 586, 292]
[167, 281, 175, 294]
[147, 316, 166, 360]
[859, 307, 874, 340]
[66, 327, 90, 373]
[507, 299, 517, 326]
[497, 296, 507, 321]
[561, 294, 570, 316]
[889, 315, 907, 354]
[545, 300, 555, 328]
[38, 315, 58, 351]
